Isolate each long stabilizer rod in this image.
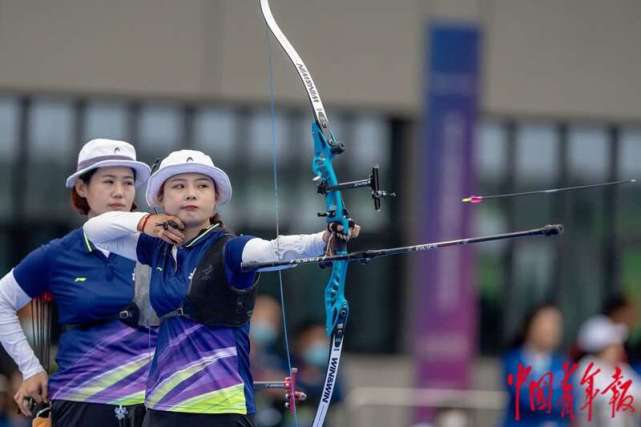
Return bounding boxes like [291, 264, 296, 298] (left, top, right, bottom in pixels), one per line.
[242, 224, 563, 271]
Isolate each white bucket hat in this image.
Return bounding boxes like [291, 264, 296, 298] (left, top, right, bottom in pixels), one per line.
[65, 139, 151, 188]
[145, 149, 232, 209]
[577, 315, 628, 353]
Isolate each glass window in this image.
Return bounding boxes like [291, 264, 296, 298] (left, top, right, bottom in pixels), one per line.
[0, 97, 19, 219]
[192, 107, 241, 222]
[348, 114, 389, 171]
[513, 241, 554, 298]
[565, 125, 609, 239]
[193, 108, 237, 164]
[568, 125, 608, 180]
[502, 240, 555, 340]
[619, 128, 641, 179]
[0, 97, 18, 158]
[243, 177, 284, 229]
[295, 115, 315, 164]
[617, 128, 641, 234]
[512, 123, 557, 229]
[25, 98, 75, 219]
[288, 181, 326, 232]
[515, 123, 558, 184]
[85, 101, 128, 141]
[247, 109, 292, 167]
[477, 120, 507, 180]
[138, 103, 182, 162]
[30, 98, 74, 162]
[346, 114, 391, 229]
[0, 230, 10, 274]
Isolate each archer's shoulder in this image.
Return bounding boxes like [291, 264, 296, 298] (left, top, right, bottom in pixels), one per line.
[222, 234, 257, 254]
[30, 228, 83, 254]
[57, 228, 84, 247]
[14, 228, 81, 275]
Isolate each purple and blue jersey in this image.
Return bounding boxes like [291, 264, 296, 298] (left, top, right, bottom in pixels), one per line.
[135, 224, 257, 414]
[13, 228, 156, 405]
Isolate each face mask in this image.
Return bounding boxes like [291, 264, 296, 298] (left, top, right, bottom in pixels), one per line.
[303, 342, 329, 368]
[250, 320, 277, 346]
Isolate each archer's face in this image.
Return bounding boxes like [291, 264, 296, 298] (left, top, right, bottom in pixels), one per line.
[75, 167, 136, 217]
[160, 173, 217, 228]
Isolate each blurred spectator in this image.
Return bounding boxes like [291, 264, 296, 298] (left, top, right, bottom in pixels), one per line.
[282, 320, 344, 427]
[575, 315, 641, 427]
[501, 303, 569, 427]
[602, 295, 641, 374]
[251, 294, 289, 427]
[603, 295, 638, 331]
[251, 294, 286, 373]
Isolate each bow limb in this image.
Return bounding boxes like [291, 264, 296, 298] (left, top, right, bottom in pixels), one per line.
[259, 0, 339, 150]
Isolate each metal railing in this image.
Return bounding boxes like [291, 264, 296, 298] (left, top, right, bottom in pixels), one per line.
[345, 387, 507, 427]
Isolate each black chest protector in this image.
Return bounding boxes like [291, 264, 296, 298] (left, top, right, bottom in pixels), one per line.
[164, 229, 259, 328]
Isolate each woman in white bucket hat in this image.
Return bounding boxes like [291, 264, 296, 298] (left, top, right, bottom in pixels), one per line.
[575, 315, 641, 427]
[0, 139, 156, 427]
[84, 149, 359, 426]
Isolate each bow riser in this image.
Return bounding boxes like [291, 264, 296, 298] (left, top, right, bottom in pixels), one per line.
[311, 122, 351, 335]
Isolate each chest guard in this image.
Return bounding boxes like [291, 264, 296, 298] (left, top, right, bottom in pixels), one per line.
[167, 229, 259, 328]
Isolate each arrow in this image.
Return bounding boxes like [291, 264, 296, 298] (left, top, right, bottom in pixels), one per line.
[462, 179, 637, 204]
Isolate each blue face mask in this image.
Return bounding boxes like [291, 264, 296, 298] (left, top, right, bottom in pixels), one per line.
[250, 321, 277, 346]
[303, 343, 329, 368]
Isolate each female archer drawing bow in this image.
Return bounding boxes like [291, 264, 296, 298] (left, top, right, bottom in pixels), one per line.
[82, 149, 360, 427]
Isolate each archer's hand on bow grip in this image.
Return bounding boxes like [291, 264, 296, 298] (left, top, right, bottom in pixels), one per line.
[323, 221, 361, 257]
[137, 214, 185, 246]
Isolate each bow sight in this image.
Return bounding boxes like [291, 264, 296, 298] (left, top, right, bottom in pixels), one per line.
[315, 166, 396, 214]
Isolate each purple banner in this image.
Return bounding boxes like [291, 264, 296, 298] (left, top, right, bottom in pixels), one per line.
[413, 23, 481, 419]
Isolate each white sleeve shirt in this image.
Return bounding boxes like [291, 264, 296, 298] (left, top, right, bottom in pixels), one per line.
[83, 211, 327, 268]
[0, 270, 45, 379]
